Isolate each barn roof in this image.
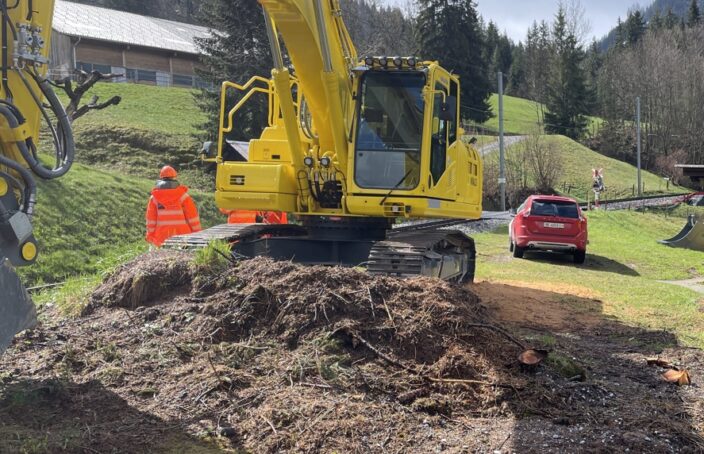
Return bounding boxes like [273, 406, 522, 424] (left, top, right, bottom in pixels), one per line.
[53, 0, 211, 55]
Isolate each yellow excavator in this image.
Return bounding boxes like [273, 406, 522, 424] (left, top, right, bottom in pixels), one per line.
[0, 0, 72, 352]
[170, 0, 484, 281]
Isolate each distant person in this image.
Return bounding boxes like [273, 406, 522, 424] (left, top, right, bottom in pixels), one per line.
[145, 166, 202, 247]
[592, 168, 605, 209]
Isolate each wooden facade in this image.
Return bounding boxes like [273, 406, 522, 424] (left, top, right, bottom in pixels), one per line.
[50, 33, 205, 88]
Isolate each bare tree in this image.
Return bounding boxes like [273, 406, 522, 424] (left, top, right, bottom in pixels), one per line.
[523, 134, 562, 192]
[53, 70, 122, 123]
[562, 0, 592, 45]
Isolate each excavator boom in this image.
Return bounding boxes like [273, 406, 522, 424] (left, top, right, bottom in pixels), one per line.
[0, 0, 75, 354]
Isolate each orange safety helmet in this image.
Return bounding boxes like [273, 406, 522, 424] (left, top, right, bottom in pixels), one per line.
[160, 165, 178, 179]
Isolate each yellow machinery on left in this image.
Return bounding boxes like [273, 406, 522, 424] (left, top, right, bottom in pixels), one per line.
[0, 0, 75, 353]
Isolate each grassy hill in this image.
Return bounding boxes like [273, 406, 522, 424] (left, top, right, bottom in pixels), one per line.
[63, 84, 212, 189]
[466, 94, 602, 136]
[482, 135, 686, 202]
[19, 83, 222, 287]
[21, 163, 221, 286]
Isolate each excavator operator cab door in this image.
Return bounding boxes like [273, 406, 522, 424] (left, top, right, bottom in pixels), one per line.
[426, 71, 459, 203]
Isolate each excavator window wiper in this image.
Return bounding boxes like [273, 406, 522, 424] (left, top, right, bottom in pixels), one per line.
[379, 169, 413, 206]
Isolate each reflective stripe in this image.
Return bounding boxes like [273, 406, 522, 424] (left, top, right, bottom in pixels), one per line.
[147, 221, 157, 225]
[187, 217, 201, 224]
[155, 220, 189, 226]
[147, 228, 156, 233]
[158, 209, 185, 216]
[179, 193, 189, 203]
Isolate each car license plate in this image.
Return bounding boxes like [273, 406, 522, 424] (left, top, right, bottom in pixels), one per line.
[544, 222, 565, 229]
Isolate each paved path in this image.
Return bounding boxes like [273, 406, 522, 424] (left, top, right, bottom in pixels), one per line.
[659, 277, 704, 294]
[478, 135, 527, 156]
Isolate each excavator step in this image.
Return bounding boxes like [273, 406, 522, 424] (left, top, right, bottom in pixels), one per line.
[163, 223, 307, 249]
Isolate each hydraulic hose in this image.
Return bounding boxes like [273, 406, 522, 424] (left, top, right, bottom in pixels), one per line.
[0, 152, 36, 217]
[0, 77, 75, 180]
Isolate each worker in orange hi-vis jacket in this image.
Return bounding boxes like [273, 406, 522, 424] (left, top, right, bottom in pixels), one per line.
[146, 166, 202, 247]
[221, 209, 288, 225]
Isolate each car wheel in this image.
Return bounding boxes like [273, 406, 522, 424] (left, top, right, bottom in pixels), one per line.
[512, 245, 525, 258]
[574, 250, 586, 264]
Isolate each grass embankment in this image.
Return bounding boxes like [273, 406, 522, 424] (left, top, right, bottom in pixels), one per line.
[64, 83, 212, 189]
[482, 135, 687, 202]
[23, 83, 220, 294]
[23, 164, 221, 286]
[475, 207, 704, 347]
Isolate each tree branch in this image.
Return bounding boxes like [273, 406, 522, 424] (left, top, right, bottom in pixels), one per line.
[54, 70, 123, 122]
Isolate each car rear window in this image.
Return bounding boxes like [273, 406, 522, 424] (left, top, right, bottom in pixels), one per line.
[532, 200, 579, 219]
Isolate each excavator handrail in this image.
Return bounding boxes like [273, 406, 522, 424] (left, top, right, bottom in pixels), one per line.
[218, 75, 303, 160]
[219, 76, 275, 134]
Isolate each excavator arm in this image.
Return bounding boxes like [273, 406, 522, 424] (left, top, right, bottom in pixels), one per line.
[0, 0, 75, 353]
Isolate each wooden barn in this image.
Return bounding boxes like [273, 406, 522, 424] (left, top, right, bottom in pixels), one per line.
[50, 0, 211, 88]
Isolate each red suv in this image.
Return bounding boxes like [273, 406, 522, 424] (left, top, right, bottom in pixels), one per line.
[509, 195, 588, 264]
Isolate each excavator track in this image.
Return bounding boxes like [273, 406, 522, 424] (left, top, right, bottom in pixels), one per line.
[368, 229, 475, 283]
[166, 219, 476, 283]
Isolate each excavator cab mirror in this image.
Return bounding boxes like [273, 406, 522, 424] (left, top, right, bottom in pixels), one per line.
[362, 107, 383, 123]
[201, 141, 216, 159]
[439, 96, 457, 122]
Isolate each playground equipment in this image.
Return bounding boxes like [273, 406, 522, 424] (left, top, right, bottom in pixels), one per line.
[659, 214, 704, 252]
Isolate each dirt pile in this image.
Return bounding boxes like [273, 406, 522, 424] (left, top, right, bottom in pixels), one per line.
[2, 252, 531, 452]
[2, 252, 703, 453]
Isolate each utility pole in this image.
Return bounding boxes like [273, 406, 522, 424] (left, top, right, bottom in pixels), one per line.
[636, 97, 642, 197]
[498, 72, 506, 211]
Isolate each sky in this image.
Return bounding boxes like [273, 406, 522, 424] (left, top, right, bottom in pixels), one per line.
[474, 0, 637, 43]
[384, 0, 641, 43]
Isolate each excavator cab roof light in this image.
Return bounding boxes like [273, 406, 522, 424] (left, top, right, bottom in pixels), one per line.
[364, 56, 374, 67]
[407, 56, 417, 68]
[379, 56, 389, 68]
[393, 56, 403, 68]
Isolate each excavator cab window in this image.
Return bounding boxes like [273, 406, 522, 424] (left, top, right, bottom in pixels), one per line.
[354, 72, 425, 190]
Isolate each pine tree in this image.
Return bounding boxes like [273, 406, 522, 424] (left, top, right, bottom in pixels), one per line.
[688, 0, 701, 27]
[625, 11, 646, 45]
[650, 10, 663, 32]
[544, 7, 589, 139]
[195, 0, 272, 141]
[416, 0, 492, 123]
[664, 8, 679, 29]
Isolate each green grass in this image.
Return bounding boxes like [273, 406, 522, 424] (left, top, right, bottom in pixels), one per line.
[19, 163, 222, 287]
[475, 209, 704, 347]
[488, 135, 686, 201]
[63, 83, 212, 189]
[471, 94, 602, 136]
[63, 83, 206, 136]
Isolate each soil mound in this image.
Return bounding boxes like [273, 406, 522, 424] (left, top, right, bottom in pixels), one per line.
[2, 251, 702, 452]
[26, 252, 527, 451]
